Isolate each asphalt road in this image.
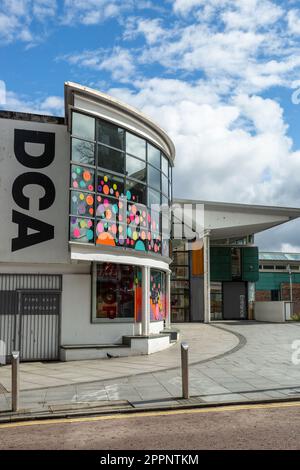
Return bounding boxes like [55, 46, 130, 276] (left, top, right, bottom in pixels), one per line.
[0, 402, 300, 450]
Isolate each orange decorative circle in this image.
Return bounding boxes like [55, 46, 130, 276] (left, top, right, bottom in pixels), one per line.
[83, 170, 91, 182]
[86, 195, 94, 206]
[103, 184, 109, 195]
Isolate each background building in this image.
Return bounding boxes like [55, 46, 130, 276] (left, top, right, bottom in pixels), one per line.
[256, 252, 300, 315]
[171, 201, 300, 323]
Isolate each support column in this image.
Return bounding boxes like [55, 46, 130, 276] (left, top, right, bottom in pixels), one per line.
[165, 270, 171, 329]
[203, 230, 211, 323]
[142, 265, 150, 336]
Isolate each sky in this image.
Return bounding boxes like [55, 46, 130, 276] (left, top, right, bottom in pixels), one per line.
[1, 0, 300, 252]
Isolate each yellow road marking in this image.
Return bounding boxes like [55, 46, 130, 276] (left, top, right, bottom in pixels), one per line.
[0, 400, 299, 430]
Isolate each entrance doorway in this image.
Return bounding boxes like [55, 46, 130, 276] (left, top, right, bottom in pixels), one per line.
[223, 281, 247, 320]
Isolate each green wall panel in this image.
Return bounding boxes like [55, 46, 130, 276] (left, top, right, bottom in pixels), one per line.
[241, 247, 259, 282]
[210, 247, 232, 281]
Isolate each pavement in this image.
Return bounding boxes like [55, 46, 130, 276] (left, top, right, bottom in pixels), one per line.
[1, 321, 300, 417]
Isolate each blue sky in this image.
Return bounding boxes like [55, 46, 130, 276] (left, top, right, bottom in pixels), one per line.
[2, 0, 300, 251]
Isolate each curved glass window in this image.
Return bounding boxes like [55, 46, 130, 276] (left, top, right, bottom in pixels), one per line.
[72, 112, 95, 141]
[71, 190, 94, 217]
[126, 179, 147, 205]
[72, 138, 94, 166]
[148, 188, 161, 207]
[162, 154, 168, 176]
[126, 132, 146, 160]
[69, 111, 172, 256]
[71, 165, 94, 192]
[70, 216, 94, 243]
[162, 174, 169, 197]
[148, 165, 161, 192]
[126, 155, 146, 182]
[148, 143, 160, 168]
[97, 120, 125, 151]
[97, 144, 125, 174]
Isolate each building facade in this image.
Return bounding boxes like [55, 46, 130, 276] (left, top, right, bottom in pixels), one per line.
[0, 82, 175, 362]
[1, 82, 300, 362]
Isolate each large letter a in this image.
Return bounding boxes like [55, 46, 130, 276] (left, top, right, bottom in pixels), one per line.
[12, 210, 54, 252]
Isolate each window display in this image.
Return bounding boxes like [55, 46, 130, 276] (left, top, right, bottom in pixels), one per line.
[150, 269, 166, 321]
[95, 263, 142, 321]
[69, 111, 172, 256]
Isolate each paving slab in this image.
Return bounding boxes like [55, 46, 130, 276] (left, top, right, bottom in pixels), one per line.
[1, 322, 300, 413]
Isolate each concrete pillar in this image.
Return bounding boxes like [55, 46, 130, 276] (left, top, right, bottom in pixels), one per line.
[165, 270, 171, 329]
[203, 231, 211, 323]
[142, 265, 150, 336]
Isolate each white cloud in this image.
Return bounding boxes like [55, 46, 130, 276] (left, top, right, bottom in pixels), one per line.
[62, 47, 136, 82]
[281, 243, 300, 253]
[124, 17, 167, 45]
[173, 0, 207, 15]
[33, 0, 57, 21]
[61, 0, 130, 26]
[107, 77, 300, 210]
[0, 0, 57, 45]
[2, 90, 64, 116]
[222, 0, 284, 31]
[287, 9, 300, 35]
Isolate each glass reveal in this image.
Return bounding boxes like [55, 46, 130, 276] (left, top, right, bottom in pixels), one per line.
[72, 138, 95, 165]
[126, 132, 146, 160]
[162, 174, 168, 197]
[97, 144, 125, 174]
[148, 164, 161, 192]
[162, 154, 168, 176]
[72, 112, 95, 141]
[97, 120, 125, 151]
[126, 179, 147, 205]
[126, 155, 146, 182]
[148, 143, 160, 168]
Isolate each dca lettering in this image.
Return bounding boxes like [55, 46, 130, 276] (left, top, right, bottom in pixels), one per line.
[12, 129, 56, 252]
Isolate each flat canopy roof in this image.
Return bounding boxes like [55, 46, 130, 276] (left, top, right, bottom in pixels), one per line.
[260, 252, 300, 262]
[174, 199, 300, 240]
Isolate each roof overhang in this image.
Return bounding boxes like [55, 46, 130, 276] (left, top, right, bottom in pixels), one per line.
[174, 199, 300, 240]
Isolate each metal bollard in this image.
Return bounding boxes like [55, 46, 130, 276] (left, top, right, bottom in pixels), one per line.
[181, 342, 189, 399]
[11, 351, 20, 412]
